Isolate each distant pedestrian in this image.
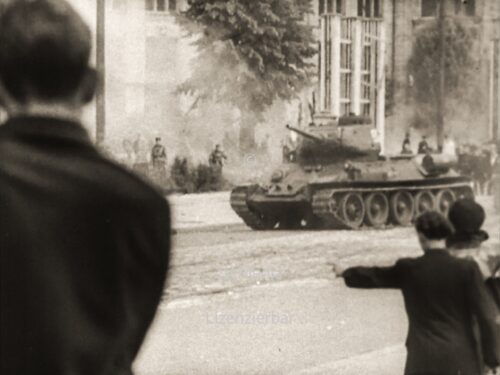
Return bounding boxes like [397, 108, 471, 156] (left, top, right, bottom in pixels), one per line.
[334, 211, 500, 375]
[0, 1, 171, 374]
[418, 135, 430, 154]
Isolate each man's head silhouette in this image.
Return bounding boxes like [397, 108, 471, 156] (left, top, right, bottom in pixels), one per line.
[0, 0, 96, 114]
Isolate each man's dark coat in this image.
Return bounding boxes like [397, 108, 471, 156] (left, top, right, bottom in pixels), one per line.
[0, 116, 170, 374]
[343, 250, 499, 375]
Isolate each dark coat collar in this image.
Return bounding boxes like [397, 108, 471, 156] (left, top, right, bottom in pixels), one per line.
[1, 115, 91, 145]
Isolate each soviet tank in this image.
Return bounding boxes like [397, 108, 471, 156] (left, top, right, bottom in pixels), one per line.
[230, 118, 473, 230]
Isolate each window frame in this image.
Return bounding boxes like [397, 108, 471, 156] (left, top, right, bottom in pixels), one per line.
[358, 0, 383, 18]
[319, 0, 345, 16]
[145, 0, 176, 12]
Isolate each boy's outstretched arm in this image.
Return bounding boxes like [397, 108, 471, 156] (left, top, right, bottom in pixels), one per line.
[333, 260, 403, 289]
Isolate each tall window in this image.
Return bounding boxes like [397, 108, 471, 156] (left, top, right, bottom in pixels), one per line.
[421, 0, 437, 17]
[455, 0, 475, 16]
[146, 0, 176, 12]
[358, 0, 383, 18]
[319, 0, 345, 15]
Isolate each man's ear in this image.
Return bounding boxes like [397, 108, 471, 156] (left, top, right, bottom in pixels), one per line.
[80, 67, 97, 104]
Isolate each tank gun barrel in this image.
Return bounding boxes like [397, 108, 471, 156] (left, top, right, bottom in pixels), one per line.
[286, 124, 324, 142]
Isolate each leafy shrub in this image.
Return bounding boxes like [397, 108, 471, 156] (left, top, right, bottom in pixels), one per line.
[170, 157, 227, 193]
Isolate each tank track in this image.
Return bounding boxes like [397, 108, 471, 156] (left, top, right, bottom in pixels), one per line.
[311, 189, 352, 229]
[311, 182, 474, 230]
[231, 182, 473, 231]
[230, 186, 277, 230]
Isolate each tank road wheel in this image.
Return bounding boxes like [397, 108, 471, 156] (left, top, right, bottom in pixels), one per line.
[389, 191, 414, 226]
[339, 192, 365, 229]
[364, 192, 389, 228]
[435, 189, 456, 216]
[414, 190, 435, 217]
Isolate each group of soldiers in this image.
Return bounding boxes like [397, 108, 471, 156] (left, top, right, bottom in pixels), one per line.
[122, 137, 228, 190]
[401, 133, 499, 196]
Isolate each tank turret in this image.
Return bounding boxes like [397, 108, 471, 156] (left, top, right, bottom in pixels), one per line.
[285, 122, 378, 165]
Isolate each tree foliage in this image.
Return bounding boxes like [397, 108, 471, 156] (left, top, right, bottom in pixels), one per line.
[178, 0, 317, 114]
[408, 19, 481, 129]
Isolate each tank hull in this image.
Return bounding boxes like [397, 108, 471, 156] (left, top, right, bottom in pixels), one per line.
[230, 158, 473, 230]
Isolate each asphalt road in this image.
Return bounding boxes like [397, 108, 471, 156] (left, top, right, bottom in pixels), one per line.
[133, 193, 499, 375]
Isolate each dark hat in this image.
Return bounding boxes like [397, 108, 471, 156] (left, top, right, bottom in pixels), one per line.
[446, 198, 489, 249]
[448, 198, 485, 234]
[415, 211, 454, 240]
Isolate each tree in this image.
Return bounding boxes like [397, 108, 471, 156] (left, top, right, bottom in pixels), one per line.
[178, 0, 317, 152]
[408, 19, 482, 137]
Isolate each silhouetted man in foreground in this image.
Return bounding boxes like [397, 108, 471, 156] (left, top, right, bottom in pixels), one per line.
[0, 1, 170, 374]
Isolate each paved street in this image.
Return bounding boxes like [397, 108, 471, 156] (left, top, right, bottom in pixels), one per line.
[134, 193, 499, 375]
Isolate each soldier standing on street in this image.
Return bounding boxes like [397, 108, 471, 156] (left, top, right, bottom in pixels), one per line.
[151, 137, 168, 187]
[209, 144, 227, 170]
[151, 137, 167, 168]
[0, 1, 170, 374]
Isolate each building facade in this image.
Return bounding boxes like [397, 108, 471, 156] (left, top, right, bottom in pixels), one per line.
[69, 0, 499, 155]
[316, 0, 500, 150]
[68, 0, 194, 156]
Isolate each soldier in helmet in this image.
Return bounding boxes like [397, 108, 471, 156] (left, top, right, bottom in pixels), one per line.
[151, 137, 168, 186]
[209, 144, 227, 170]
[151, 137, 167, 167]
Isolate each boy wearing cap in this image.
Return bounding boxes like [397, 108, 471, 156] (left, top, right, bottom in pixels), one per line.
[334, 211, 499, 375]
